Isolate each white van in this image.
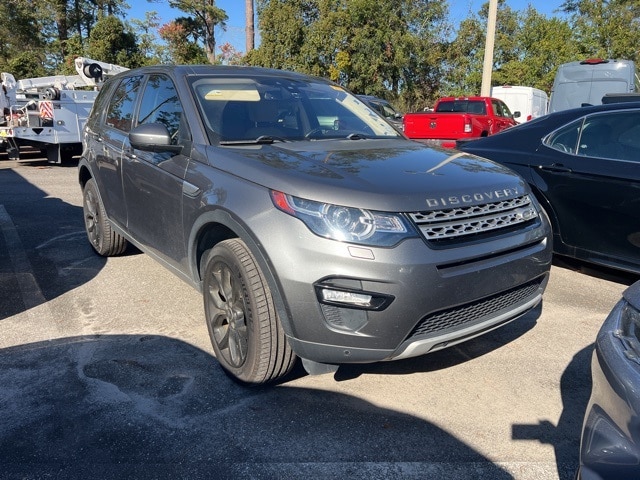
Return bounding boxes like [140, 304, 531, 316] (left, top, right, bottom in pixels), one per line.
[548, 58, 637, 113]
[491, 86, 548, 124]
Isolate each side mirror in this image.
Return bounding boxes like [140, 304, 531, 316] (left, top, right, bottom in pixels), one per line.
[129, 123, 182, 153]
[513, 111, 521, 118]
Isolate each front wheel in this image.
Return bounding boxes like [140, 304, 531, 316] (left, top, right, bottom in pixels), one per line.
[202, 239, 295, 384]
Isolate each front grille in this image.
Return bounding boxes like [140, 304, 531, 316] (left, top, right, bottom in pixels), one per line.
[407, 277, 543, 341]
[409, 195, 538, 242]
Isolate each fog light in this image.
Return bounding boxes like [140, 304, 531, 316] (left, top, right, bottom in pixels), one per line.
[314, 282, 394, 311]
[321, 288, 373, 307]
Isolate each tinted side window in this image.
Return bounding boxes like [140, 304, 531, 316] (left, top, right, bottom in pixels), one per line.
[577, 112, 639, 161]
[105, 75, 143, 132]
[137, 74, 183, 145]
[89, 81, 115, 126]
[545, 118, 583, 154]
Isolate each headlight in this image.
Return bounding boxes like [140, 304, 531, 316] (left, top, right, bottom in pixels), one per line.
[271, 191, 416, 246]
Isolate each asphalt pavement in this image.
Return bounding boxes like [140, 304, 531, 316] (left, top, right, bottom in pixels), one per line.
[0, 155, 636, 479]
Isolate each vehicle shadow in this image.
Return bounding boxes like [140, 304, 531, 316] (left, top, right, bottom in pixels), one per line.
[0, 166, 106, 321]
[552, 255, 638, 286]
[0, 334, 515, 480]
[333, 302, 541, 380]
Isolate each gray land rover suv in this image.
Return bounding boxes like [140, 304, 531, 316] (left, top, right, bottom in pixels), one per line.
[79, 65, 552, 384]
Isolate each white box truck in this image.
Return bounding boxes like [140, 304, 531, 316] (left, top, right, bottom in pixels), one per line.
[491, 86, 548, 123]
[548, 58, 638, 113]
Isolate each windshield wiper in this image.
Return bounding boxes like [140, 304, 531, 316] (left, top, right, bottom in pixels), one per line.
[219, 135, 288, 146]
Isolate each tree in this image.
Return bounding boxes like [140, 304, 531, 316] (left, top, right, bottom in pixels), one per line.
[244, 0, 307, 71]
[560, 0, 640, 62]
[131, 11, 170, 65]
[219, 42, 245, 65]
[6, 53, 48, 80]
[168, 0, 228, 63]
[441, 10, 487, 97]
[87, 15, 142, 68]
[443, 1, 579, 96]
[247, 0, 449, 112]
[0, 0, 49, 75]
[501, 8, 579, 93]
[159, 20, 209, 64]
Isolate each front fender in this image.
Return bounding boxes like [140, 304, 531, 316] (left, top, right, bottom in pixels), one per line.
[186, 208, 295, 339]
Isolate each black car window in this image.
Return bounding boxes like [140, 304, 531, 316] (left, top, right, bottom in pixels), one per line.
[138, 74, 183, 145]
[545, 118, 583, 154]
[378, 102, 399, 119]
[105, 75, 143, 132]
[578, 112, 639, 161]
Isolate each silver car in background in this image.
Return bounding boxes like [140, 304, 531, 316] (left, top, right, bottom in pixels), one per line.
[79, 65, 552, 385]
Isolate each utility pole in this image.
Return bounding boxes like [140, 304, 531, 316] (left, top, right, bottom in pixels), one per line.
[480, 0, 498, 96]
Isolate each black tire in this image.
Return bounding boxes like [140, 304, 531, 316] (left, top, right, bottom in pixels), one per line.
[82, 178, 127, 256]
[202, 239, 296, 384]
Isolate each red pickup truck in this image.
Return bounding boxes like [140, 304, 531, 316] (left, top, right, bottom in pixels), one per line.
[403, 96, 518, 147]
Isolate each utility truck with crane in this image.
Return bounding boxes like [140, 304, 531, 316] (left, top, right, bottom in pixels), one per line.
[0, 57, 128, 163]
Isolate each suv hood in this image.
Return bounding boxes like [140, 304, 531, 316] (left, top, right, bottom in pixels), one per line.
[207, 138, 526, 212]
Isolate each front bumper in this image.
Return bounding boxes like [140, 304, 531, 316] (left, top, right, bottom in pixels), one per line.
[256, 207, 552, 365]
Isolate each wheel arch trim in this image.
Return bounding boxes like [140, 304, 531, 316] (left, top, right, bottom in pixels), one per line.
[187, 209, 295, 338]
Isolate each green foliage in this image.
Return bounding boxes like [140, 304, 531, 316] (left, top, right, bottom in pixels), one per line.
[6, 53, 48, 80]
[247, 0, 449, 112]
[168, 0, 229, 63]
[159, 20, 209, 64]
[131, 11, 170, 66]
[560, 0, 640, 63]
[87, 16, 143, 68]
[0, 0, 48, 75]
[0, 0, 639, 113]
[443, 1, 581, 98]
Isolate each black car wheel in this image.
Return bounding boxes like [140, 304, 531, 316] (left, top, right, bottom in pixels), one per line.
[202, 239, 295, 384]
[82, 178, 128, 256]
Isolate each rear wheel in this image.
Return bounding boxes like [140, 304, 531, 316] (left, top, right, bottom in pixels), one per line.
[82, 178, 127, 256]
[202, 239, 295, 384]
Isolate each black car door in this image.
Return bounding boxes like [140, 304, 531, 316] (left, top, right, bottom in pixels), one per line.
[94, 74, 144, 228]
[536, 111, 640, 264]
[121, 73, 190, 267]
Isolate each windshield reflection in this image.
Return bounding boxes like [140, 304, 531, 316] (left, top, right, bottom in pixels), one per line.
[189, 76, 400, 144]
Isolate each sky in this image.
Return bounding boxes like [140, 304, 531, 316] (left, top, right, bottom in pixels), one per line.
[127, 1, 566, 55]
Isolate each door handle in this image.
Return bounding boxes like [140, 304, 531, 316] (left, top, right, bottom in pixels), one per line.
[538, 164, 572, 173]
[123, 147, 137, 160]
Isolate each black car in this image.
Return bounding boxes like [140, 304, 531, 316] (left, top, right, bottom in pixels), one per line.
[356, 95, 404, 131]
[578, 279, 640, 479]
[458, 102, 640, 274]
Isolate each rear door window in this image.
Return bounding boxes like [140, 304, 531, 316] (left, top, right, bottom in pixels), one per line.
[545, 118, 583, 154]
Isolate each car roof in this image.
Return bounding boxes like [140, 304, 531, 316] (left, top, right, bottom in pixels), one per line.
[459, 101, 640, 150]
[106, 64, 334, 85]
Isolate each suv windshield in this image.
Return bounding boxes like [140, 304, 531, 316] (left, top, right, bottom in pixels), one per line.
[189, 76, 401, 144]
